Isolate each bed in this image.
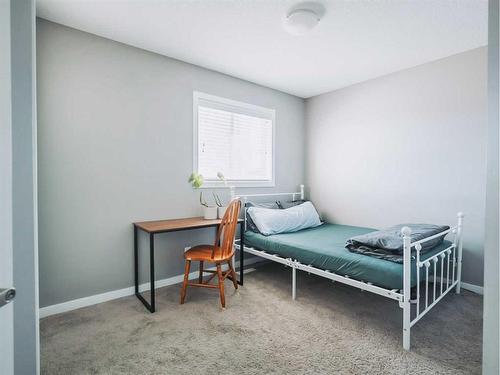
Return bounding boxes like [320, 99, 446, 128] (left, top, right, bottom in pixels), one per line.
[245, 223, 454, 290]
[234, 185, 464, 350]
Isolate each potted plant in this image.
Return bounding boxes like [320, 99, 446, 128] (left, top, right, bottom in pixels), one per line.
[188, 172, 217, 219]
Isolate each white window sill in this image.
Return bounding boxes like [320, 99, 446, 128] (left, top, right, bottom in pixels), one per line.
[199, 180, 275, 189]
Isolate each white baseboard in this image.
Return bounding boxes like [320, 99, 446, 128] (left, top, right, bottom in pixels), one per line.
[40, 259, 484, 319]
[426, 276, 483, 296]
[39, 257, 263, 319]
[460, 282, 483, 295]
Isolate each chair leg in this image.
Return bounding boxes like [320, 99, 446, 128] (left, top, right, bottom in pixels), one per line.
[228, 259, 238, 290]
[180, 260, 191, 304]
[216, 263, 226, 308]
[199, 261, 204, 283]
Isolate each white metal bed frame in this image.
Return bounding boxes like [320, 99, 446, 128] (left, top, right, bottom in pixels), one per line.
[234, 185, 464, 350]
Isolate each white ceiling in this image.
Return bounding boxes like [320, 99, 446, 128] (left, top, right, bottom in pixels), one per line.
[36, 0, 488, 98]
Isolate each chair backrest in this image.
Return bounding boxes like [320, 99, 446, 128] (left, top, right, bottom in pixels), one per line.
[213, 199, 241, 259]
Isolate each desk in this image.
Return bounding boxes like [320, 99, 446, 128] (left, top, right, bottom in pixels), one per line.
[133, 217, 245, 313]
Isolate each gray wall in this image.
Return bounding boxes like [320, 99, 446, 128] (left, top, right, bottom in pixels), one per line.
[12, 0, 39, 373]
[306, 48, 488, 287]
[483, 0, 499, 373]
[37, 20, 305, 307]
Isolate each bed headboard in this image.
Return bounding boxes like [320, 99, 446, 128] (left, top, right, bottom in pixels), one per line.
[232, 184, 304, 202]
[232, 184, 305, 231]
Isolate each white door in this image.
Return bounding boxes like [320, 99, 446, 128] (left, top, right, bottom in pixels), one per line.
[0, 0, 15, 374]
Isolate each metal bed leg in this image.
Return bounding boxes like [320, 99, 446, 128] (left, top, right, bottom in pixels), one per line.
[292, 266, 296, 300]
[403, 308, 411, 351]
[402, 226, 412, 350]
[238, 222, 244, 286]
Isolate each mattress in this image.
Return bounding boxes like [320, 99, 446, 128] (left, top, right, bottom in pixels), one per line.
[244, 223, 453, 290]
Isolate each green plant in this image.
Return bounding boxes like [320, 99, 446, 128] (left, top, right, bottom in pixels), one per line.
[217, 171, 227, 185]
[213, 171, 227, 207]
[188, 172, 209, 207]
[213, 192, 223, 207]
[199, 192, 209, 207]
[188, 172, 204, 188]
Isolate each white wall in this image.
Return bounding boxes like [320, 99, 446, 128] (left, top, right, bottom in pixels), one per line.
[306, 47, 487, 286]
[37, 20, 305, 307]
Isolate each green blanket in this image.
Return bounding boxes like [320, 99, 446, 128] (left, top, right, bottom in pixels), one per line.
[244, 223, 452, 290]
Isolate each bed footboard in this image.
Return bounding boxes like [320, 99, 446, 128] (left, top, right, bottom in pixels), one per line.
[401, 212, 464, 350]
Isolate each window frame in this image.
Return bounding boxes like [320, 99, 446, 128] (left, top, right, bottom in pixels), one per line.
[193, 91, 276, 188]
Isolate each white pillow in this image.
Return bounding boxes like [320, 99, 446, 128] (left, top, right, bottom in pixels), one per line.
[247, 201, 322, 236]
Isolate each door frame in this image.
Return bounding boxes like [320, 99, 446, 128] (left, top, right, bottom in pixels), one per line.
[0, 0, 14, 372]
[10, 0, 39, 373]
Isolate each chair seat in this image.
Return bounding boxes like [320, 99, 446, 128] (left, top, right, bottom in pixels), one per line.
[184, 245, 234, 262]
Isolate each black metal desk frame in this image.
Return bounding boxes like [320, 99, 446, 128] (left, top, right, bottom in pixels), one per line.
[133, 219, 244, 313]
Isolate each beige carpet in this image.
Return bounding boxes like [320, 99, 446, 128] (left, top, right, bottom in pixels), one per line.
[41, 263, 482, 375]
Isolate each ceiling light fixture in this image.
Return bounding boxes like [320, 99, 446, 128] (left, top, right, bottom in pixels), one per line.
[283, 3, 324, 36]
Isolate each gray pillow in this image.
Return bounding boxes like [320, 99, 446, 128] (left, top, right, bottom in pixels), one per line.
[277, 199, 306, 209]
[346, 224, 450, 254]
[245, 201, 280, 233]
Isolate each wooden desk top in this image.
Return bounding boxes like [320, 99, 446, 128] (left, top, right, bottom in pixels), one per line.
[134, 216, 243, 234]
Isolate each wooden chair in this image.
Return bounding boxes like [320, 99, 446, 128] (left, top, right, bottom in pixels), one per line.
[180, 199, 241, 308]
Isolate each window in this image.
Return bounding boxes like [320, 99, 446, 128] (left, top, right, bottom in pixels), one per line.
[193, 91, 275, 187]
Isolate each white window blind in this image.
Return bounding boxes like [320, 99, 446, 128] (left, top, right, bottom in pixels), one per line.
[194, 92, 275, 187]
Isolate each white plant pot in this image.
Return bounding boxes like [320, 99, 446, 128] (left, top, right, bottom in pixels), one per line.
[218, 206, 228, 219]
[203, 206, 218, 220]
